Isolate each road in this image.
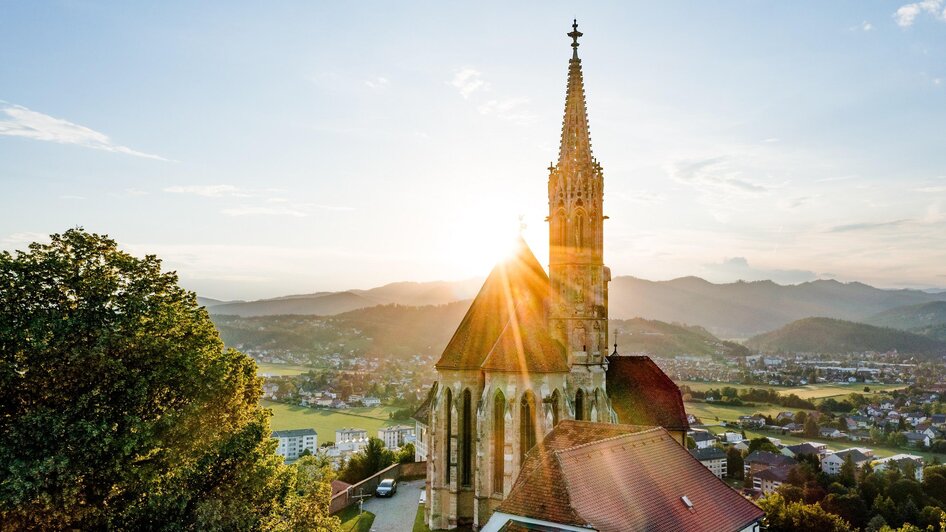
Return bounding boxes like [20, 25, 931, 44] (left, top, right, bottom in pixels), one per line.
[361, 479, 425, 531]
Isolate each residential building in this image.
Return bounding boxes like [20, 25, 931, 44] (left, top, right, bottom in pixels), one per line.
[821, 449, 870, 475]
[873, 454, 925, 481]
[378, 424, 415, 449]
[904, 431, 931, 448]
[689, 429, 717, 449]
[272, 428, 318, 460]
[691, 447, 727, 478]
[756, 465, 792, 495]
[335, 428, 369, 453]
[481, 423, 763, 532]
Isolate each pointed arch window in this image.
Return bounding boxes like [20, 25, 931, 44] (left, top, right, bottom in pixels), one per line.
[519, 392, 537, 462]
[551, 389, 561, 427]
[461, 389, 473, 487]
[493, 390, 505, 494]
[575, 388, 585, 421]
[575, 213, 584, 248]
[444, 388, 452, 484]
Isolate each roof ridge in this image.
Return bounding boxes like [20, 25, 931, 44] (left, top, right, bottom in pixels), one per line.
[553, 426, 666, 455]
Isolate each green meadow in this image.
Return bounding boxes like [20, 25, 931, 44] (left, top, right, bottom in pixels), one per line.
[263, 400, 407, 441]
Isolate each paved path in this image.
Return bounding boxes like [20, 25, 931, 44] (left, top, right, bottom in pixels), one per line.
[361, 479, 424, 531]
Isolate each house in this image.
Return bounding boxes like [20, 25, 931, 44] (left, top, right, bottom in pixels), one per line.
[723, 432, 744, 443]
[272, 428, 318, 460]
[821, 449, 870, 475]
[931, 414, 946, 427]
[335, 428, 369, 453]
[782, 422, 804, 434]
[745, 451, 796, 480]
[362, 396, 381, 407]
[690, 447, 728, 479]
[873, 454, 925, 481]
[904, 431, 931, 448]
[755, 464, 793, 495]
[739, 415, 766, 429]
[481, 423, 764, 532]
[776, 412, 795, 423]
[783, 442, 821, 459]
[819, 427, 844, 439]
[378, 424, 415, 449]
[689, 430, 717, 449]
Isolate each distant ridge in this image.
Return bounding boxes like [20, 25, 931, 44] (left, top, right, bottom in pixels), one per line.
[865, 301, 946, 342]
[202, 275, 946, 337]
[608, 276, 946, 338]
[205, 279, 482, 317]
[745, 317, 946, 356]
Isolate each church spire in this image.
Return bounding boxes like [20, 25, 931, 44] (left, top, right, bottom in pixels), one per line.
[558, 19, 593, 167]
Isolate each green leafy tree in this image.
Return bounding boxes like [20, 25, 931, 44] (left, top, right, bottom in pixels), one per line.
[747, 437, 780, 454]
[757, 493, 853, 532]
[804, 416, 820, 437]
[0, 229, 315, 530]
[397, 443, 416, 464]
[339, 437, 395, 483]
[726, 446, 745, 480]
[822, 493, 868, 529]
[839, 454, 857, 487]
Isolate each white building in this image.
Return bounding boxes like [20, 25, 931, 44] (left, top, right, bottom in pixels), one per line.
[820, 449, 869, 475]
[272, 428, 318, 460]
[378, 424, 415, 449]
[362, 396, 381, 407]
[335, 428, 369, 453]
[873, 454, 925, 481]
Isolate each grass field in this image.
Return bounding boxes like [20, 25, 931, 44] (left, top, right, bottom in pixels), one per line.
[338, 506, 375, 532]
[255, 362, 316, 377]
[684, 400, 786, 423]
[676, 381, 906, 401]
[263, 400, 407, 439]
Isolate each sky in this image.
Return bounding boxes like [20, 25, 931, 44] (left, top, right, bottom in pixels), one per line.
[2, 1, 945, 300]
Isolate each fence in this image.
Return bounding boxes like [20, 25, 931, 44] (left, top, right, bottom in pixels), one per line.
[329, 461, 428, 515]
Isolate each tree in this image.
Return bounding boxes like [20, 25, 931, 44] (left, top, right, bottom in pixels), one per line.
[888, 432, 908, 448]
[0, 229, 315, 529]
[396, 443, 416, 464]
[727, 446, 745, 480]
[757, 493, 852, 532]
[795, 411, 808, 425]
[339, 437, 395, 483]
[804, 416, 820, 437]
[838, 454, 857, 487]
[686, 435, 697, 449]
[264, 455, 341, 532]
[747, 438, 780, 455]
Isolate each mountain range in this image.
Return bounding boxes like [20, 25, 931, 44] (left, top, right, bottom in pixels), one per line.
[202, 276, 946, 338]
[745, 317, 946, 356]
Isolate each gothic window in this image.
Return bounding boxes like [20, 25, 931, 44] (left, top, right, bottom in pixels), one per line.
[519, 392, 537, 462]
[444, 388, 452, 484]
[574, 213, 584, 248]
[461, 389, 473, 487]
[550, 389, 561, 427]
[493, 390, 505, 494]
[575, 388, 585, 421]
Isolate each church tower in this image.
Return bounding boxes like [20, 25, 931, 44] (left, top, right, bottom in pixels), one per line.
[548, 21, 611, 417]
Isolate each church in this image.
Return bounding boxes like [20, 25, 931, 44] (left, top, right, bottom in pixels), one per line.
[416, 21, 731, 530]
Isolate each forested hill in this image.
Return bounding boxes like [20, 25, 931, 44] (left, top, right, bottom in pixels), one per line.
[745, 317, 946, 356]
[865, 301, 946, 342]
[610, 318, 749, 357]
[211, 303, 745, 360]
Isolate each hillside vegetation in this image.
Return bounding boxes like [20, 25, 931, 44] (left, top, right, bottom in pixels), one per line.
[610, 318, 749, 357]
[866, 301, 946, 342]
[746, 317, 946, 356]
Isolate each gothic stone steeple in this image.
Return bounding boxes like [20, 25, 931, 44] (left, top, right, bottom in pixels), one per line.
[548, 20, 610, 369]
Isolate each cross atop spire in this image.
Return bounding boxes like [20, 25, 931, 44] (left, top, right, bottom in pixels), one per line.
[568, 19, 583, 58]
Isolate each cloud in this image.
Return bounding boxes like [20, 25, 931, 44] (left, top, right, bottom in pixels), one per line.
[365, 77, 390, 90]
[0, 101, 168, 160]
[668, 156, 772, 195]
[164, 184, 251, 197]
[826, 219, 911, 233]
[449, 68, 488, 99]
[220, 205, 308, 217]
[702, 256, 820, 284]
[59, 195, 86, 200]
[894, 0, 946, 27]
[863, 21, 874, 31]
[1, 231, 50, 249]
[477, 97, 534, 125]
[163, 184, 352, 217]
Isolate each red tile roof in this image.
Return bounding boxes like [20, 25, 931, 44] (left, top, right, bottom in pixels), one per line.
[497, 421, 764, 532]
[436, 238, 568, 373]
[606, 355, 689, 432]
